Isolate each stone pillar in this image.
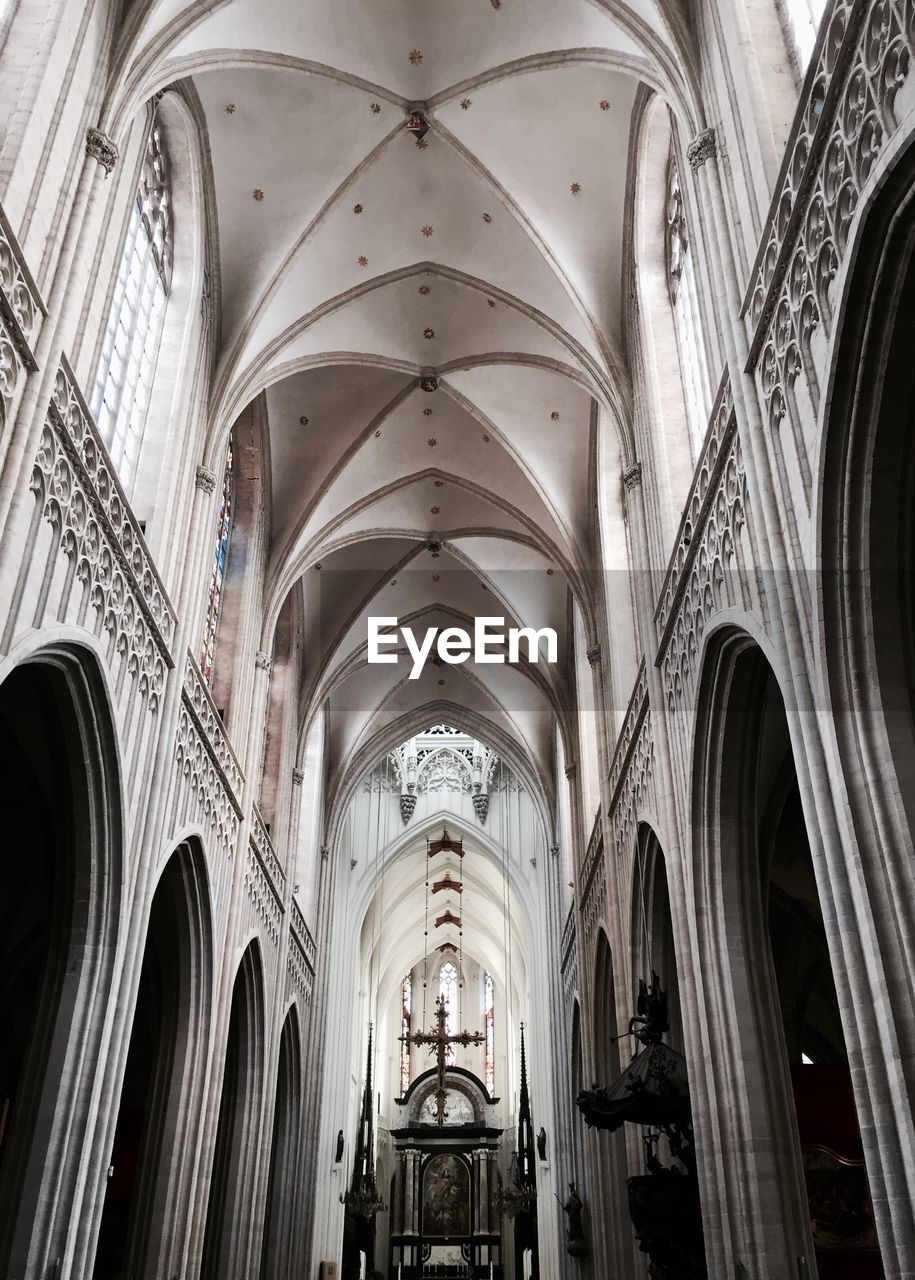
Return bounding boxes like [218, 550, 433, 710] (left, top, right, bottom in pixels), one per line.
[403, 1148, 420, 1236]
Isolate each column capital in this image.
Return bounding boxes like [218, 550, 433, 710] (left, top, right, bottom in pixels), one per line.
[292, 768, 304, 785]
[85, 127, 119, 176]
[687, 127, 717, 172]
[255, 650, 272, 671]
[586, 644, 601, 667]
[564, 763, 577, 782]
[195, 465, 217, 494]
[622, 461, 643, 491]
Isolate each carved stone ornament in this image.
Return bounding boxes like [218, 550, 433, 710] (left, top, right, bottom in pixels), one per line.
[255, 651, 272, 672]
[195, 465, 217, 494]
[419, 374, 439, 393]
[472, 791, 489, 823]
[85, 128, 119, 176]
[586, 644, 601, 667]
[622, 462, 643, 491]
[686, 128, 716, 173]
[292, 768, 304, 785]
[564, 763, 577, 781]
[400, 791, 418, 824]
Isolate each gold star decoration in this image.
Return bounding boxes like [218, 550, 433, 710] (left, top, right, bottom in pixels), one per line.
[225, 103, 236, 114]
[375, 430, 382, 437]
[600, 99, 611, 111]
[482, 433, 490, 442]
[432, 573, 441, 582]
[416, 138, 428, 149]
[427, 437, 438, 447]
[358, 255, 368, 266]
[547, 567, 554, 575]
[353, 203, 363, 214]
[409, 49, 423, 64]
[299, 415, 309, 426]
[487, 299, 496, 308]
[370, 103, 381, 114]
[421, 225, 434, 237]
[571, 182, 581, 195]
[423, 407, 433, 416]
[252, 188, 264, 201]
[424, 328, 435, 339]
[461, 98, 472, 110]
[434, 480, 444, 488]
[482, 212, 493, 223]
[419, 285, 431, 295]
[431, 506, 440, 515]
[550, 410, 560, 421]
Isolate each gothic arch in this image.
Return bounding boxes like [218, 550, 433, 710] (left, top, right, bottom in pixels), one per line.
[592, 928, 620, 1082]
[260, 1004, 304, 1280]
[200, 938, 267, 1280]
[0, 644, 123, 1279]
[630, 823, 682, 1050]
[92, 835, 214, 1280]
[690, 627, 885, 1279]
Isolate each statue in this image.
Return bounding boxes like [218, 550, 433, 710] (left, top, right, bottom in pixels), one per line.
[563, 1182, 588, 1257]
[563, 1183, 583, 1240]
[628, 971, 669, 1045]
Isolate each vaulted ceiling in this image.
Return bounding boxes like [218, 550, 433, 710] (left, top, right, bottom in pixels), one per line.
[122, 0, 694, 795]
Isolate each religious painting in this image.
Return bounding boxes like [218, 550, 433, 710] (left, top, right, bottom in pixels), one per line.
[422, 1153, 471, 1238]
[419, 1088, 474, 1126]
[803, 1146, 880, 1251]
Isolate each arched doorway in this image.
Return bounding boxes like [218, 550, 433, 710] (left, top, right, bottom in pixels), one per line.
[92, 839, 211, 1280]
[260, 1006, 303, 1280]
[0, 651, 120, 1276]
[201, 941, 265, 1280]
[694, 631, 884, 1277]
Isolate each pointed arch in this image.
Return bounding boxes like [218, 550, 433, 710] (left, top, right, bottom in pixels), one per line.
[200, 939, 267, 1280]
[0, 644, 123, 1279]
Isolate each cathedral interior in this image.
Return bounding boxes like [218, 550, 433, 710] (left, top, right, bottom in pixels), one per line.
[0, 0, 914, 1277]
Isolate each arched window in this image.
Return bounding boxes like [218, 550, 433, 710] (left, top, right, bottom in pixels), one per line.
[779, 0, 826, 72]
[439, 961, 459, 1064]
[200, 439, 234, 685]
[483, 972, 495, 1093]
[400, 973, 412, 1093]
[666, 154, 710, 455]
[92, 112, 172, 494]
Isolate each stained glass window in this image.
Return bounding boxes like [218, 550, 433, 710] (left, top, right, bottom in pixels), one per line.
[439, 961, 458, 1065]
[400, 973, 412, 1093]
[92, 113, 172, 494]
[200, 438, 234, 685]
[484, 972, 495, 1093]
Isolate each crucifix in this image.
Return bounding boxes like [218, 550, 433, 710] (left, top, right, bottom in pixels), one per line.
[400, 994, 485, 1125]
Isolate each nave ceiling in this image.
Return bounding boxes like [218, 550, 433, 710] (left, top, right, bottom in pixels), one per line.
[113, 0, 695, 796]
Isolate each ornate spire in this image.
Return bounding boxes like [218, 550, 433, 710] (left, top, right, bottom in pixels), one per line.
[342, 1024, 385, 1218]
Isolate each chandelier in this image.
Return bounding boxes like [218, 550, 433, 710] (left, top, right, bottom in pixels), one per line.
[493, 1154, 536, 1219]
[342, 1171, 386, 1220]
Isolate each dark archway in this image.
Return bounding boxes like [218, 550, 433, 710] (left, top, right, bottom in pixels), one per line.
[200, 941, 265, 1280]
[817, 137, 915, 1275]
[92, 839, 211, 1280]
[631, 825, 682, 1049]
[695, 631, 883, 1277]
[260, 1006, 303, 1280]
[0, 650, 120, 1276]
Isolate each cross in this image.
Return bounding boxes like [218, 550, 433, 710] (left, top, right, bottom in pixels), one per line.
[401, 995, 486, 1125]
